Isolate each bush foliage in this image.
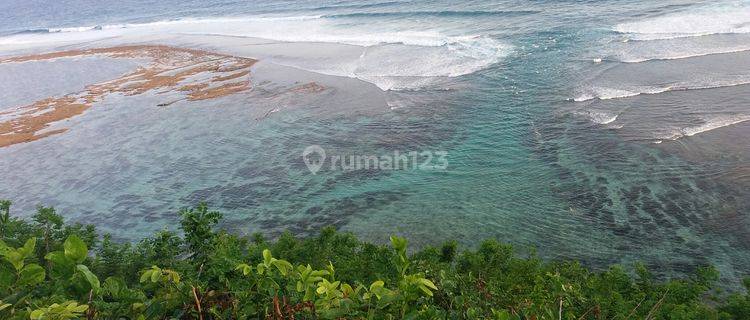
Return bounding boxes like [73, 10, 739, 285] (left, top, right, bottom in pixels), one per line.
[0, 200, 748, 319]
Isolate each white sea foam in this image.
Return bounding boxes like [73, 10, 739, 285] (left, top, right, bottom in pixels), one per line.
[680, 115, 750, 137]
[336, 37, 508, 90]
[613, 3, 750, 41]
[0, 16, 487, 47]
[573, 86, 668, 102]
[616, 46, 750, 63]
[581, 110, 619, 124]
[573, 78, 750, 102]
[48, 26, 103, 33]
[655, 115, 750, 140]
[0, 15, 509, 90]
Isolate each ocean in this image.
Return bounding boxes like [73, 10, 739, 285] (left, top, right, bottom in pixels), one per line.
[0, 0, 748, 287]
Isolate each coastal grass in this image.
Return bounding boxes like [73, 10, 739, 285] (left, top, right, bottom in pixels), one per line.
[0, 200, 749, 319]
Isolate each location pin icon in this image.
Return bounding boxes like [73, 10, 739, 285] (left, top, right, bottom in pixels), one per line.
[303, 145, 326, 174]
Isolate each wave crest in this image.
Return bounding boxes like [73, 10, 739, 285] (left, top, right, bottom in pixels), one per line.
[613, 3, 750, 40]
[573, 78, 750, 102]
[323, 10, 540, 19]
[0, 15, 509, 91]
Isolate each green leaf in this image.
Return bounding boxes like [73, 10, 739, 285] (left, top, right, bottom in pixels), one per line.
[150, 269, 161, 282]
[262, 249, 273, 265]
[68, 302, 88, 313]
[29, 309, 45, 320]
[492, 309, 517, 320]
[341, 283, 354, 295]
[19, 238, 36, 258]
[0, 263, 13, 288]
[370, 280, 385, 292]
[235, 263, 252, 276]
[45, 251, 75, 278]
[163, 269, 180, 283]
[389, 236, 407, 252]
[76, 264, 100, 292]
[418, 284, 434, 296]
[311, 270, 329, 277]
[139, 270, 150, 283]
[103, 277, 125, 297]
[18, 263, 45, 287]
[4, 250, 24, 271]
[64, 235, 87, 263]
[273, 259, 293, 276]
[0, 240, 9, 255]
[419, 278, 437, 290]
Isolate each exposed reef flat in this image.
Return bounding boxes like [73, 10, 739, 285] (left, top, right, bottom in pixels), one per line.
[0, 45, 257, 147]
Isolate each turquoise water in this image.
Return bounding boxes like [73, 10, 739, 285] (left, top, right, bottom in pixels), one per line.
[0, 0, 749, 286]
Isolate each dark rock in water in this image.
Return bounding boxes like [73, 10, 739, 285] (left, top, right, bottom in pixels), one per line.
[221, 183, 266, 202]
[183, 185, 224, 203]
[556, 167, 574, 181]
[643, 154, 658, 165]
[686, 214, 701, 225]
[615, 243, 630, 251]
[143, 214, 161, 223]
[637, 215, 651, 224]
[624, 187, 640, 202]
[661, 199, 678, 212]
[655, 218, 674, 229]
[650, 210, 666, 222]
[245, 189, 407, 236]
[641, 198, 662, 214]
[113, 194, 142, 211]
[600, 210, 615, 225]
[585, 207, 599, 218]
[642, 223, 657, 233]
[170, 182, 186, 189]
[671, 235, 685, 243]
[612, 224, 631, 236]
[235, 166, 261, 179]
[577, 192, 596, 208]
[661, 201, 691, 227]
[626, 205, 639, 217]
[697, 204, 712, 219]
[221, 197, 258, 210]
[549, 161, 563, 171]
[640, 185, 651, 196]
[590, 200, 604, 213]
[674, 214, 691, 228]
[670, 260, 700, 274]
[305, 206, 322, 215]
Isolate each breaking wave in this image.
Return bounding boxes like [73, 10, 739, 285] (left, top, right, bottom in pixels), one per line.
[0, 15, 510, 91]
[613, 3, 750, 41]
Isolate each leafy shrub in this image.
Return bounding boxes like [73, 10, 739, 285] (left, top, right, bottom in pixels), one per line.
[0, 200, 747, 319]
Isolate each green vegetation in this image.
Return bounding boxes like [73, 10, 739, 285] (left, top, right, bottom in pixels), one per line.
[0, 200, 748, 319]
